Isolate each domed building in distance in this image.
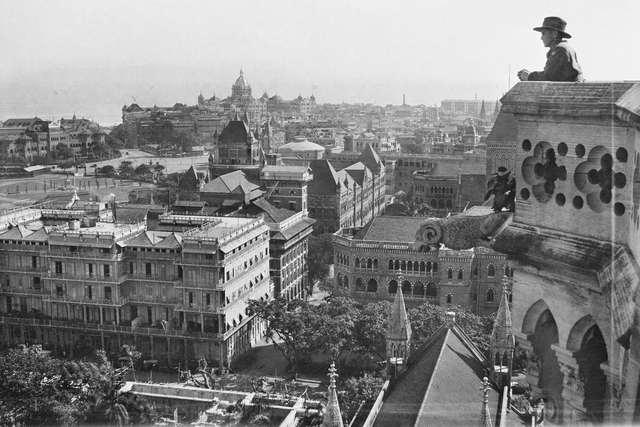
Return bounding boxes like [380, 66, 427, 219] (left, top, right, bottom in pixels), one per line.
[279, 137, 325, 160]
[231, 69, 252, 102]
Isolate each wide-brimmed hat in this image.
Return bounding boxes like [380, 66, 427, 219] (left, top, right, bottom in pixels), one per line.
[533, 16, 571, 39]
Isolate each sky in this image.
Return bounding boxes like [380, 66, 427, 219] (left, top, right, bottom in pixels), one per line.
[1, 0, 639, 125]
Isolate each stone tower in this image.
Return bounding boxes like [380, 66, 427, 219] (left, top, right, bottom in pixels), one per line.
[386, 272, 412, 379]
[489, 284, 514, 388]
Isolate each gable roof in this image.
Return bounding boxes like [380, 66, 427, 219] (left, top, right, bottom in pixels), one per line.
[308, 160, 340, 195]
[179, 166, 201, 192]
[359, 143, 383, 173]
[373, 321, 498, 427]
[201, 170, 262, 197]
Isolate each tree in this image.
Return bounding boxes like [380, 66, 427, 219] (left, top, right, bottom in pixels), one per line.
[338, 374, 385, 425]
[407, 304, 494, 358]
[0, 345, 154, 427]
[134, 163, 151, 177]
[118, 160, 135, 178]
[351, 300, 392, 361]
[247, 298, 325, 375]
[96, 165, 117, 177]
[308, 234, 334, 286]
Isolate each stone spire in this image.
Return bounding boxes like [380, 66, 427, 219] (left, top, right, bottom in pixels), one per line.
[386, 270, 412, 378]
[479, 377, 493, 427]
[322, 363, 344, 427]
[480, 99, 487, 120]
[490, 284, 514, 386]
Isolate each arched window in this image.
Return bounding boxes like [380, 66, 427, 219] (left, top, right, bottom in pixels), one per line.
[420, 261, 426, 273]
[486, 288, 495, 302]
[401, 260, 406, 271]
[373, 259, 378, 270]
[427, 261, 432, 272]
[389, 280, 398, 294]
[367, 278, 378, 293]
[438, 199, 445, 209]
[487, 264, 496, 278]
[402, 280, 411, 295]
[413, 281, 424, 297]
[367, 258, 373, 269]
[407, 260, 413, 272]
[430, 199, 437, 208]
[446, 199, 453, 209]
[355, 257, 360, 269]
[447, 267, 453, 280]
[344, 276, 349, 290]
[389, 259, 394, 270]
[433, 262, 438, 273]
[413, 261, 419, 274]
[336, 273, 342, 288]
[472, 264, 479, 278]
[426, 282, 437, 298]
[446, 293, 452, 304]
[356, 277, 365, 292]
[458, 268, 464, 280]
[394, 260, 400, 270]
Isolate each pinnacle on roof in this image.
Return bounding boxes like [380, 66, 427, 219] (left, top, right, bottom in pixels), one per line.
[479, 377, 493, 427]
[490, 285, 514, 350]
[322, 363, 344, 427]
[386, 278, 411, 342]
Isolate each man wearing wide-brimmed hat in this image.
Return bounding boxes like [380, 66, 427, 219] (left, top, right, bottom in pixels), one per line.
[517, 16, 585, 82]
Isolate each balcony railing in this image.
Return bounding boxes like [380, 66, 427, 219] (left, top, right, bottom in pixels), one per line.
[125, 273, 182, 283]
[0, 265, 48, 273]
[48, 251, 124, 261]
[0, 315, 222, 340]
[122, 294, 180, 305]
[174, 302, 225, 314]
[0, 287, 50, 296]
[49, 273, 127, 283]
[43, 294, 123, 307]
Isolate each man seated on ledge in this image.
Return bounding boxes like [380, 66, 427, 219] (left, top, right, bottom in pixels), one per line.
[517, 16, 585, 82]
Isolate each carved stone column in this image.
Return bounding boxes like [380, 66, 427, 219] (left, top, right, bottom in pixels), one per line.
[553, 345, 587, 426]
[600, 361, 625, 426]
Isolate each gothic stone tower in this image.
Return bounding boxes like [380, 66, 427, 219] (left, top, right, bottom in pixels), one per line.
[490, 284, 514, 388]
[486, 81, 640, 425]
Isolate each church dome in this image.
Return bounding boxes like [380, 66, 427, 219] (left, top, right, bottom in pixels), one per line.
[234, 70, 250, 89]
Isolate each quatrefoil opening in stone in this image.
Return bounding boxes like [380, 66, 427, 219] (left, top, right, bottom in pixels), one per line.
[522, 141, 567, 203]
[575, 146, 627, 213]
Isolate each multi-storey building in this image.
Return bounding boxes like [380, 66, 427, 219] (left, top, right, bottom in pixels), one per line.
[332, 215, 511, 314]
[440, 99, 497, 118]
[307, 143, 386, 234]
[0, 208, 272, 367]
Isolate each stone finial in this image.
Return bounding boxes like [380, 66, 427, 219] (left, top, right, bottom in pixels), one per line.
[323, 363, 344, 427]
[445, 311, 456, 326]
[479, 377, 493, 427]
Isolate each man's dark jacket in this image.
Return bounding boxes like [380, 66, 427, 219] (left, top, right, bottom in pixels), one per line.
[528, 41, 585, 82]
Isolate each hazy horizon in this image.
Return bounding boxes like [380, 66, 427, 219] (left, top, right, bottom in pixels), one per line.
[2, 0, 639, 125]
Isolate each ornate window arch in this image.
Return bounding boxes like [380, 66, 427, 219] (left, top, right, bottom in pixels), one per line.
[458, 268, 464, 281]
[367, 278, 378, 293]
[486, 288, 495, 302]
[447, 267, 453, 280]
[388, 279, 398, 294]
[446, 293, 452, 304]
[487, 263, 496, 278]
[426, 282, 438, 298]
[356, 277, 365, 292]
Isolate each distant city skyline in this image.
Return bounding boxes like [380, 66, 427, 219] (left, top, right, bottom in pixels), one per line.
[2, 0, 639, 125]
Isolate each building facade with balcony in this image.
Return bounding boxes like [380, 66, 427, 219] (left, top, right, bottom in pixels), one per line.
[332, 215, 511, 314]
[0, 210, 272, 368]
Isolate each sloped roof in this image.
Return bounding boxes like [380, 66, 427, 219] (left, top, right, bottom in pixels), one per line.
[359, 143, 383, 173]
[249, 198, 296, 223]
[353, 216, 426, 243]
[219, 118, 251, 144]
[201, 170, 262, 197]
[179, 166, 201, 192]
[343, 162, 368, 186]
[0, 225, 34, 240]
[22, 227, 49, 242]
[308, 160, 340, 195]
[124, 231, 181, 248]
[373, 321, 498, 427]
[484, 112, 517, 146]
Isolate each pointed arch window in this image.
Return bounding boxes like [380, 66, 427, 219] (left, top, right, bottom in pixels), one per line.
[486, 288, 495, 302]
